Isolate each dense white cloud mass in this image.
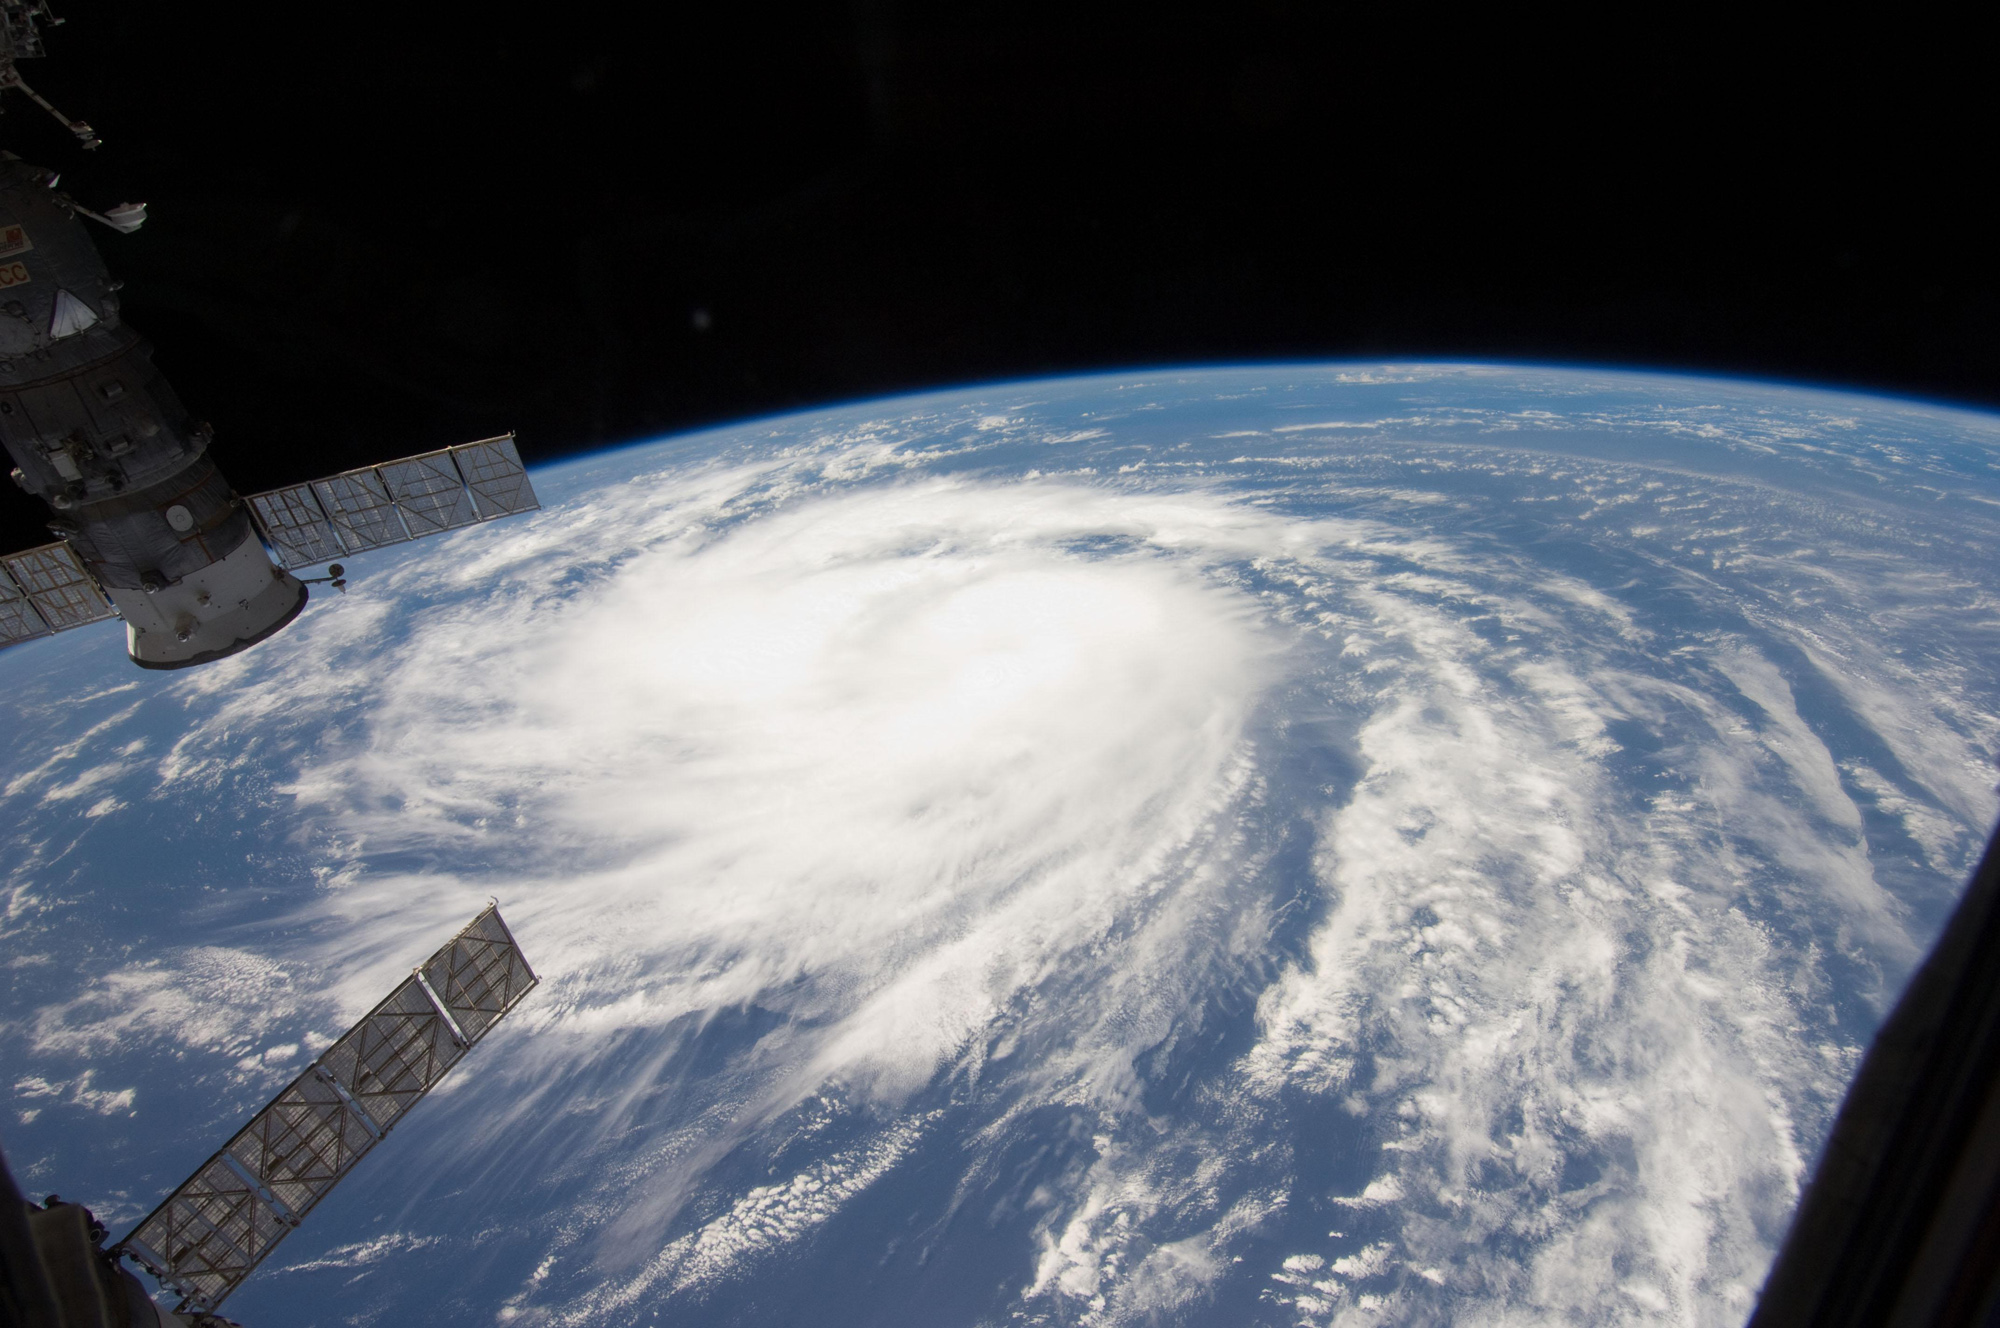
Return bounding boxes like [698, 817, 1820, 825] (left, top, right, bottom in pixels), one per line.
[3, 367, 1998, 1326]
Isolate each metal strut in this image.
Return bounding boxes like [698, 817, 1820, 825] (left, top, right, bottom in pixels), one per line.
[0, 66, 98, 148]
[0, 0, 100, 147]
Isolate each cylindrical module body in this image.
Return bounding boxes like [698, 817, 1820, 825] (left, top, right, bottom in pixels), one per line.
[0, 155, 303, 668]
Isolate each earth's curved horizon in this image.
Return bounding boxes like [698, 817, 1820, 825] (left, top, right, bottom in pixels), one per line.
[4, 362, 1998, 1326]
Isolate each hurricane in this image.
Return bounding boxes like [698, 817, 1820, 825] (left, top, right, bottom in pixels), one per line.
[5, 364, 1997, 1326]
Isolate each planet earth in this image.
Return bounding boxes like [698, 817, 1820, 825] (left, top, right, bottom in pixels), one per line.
[3, 364, 1999, 1327]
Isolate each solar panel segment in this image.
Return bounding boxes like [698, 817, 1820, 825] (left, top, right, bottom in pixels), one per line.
[0, 542, 116, 642]
[244, 434, 540, 570]
[118, 904, 538, 1315]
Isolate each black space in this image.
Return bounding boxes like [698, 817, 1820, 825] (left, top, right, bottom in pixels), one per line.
[1, 3, 1993, 553]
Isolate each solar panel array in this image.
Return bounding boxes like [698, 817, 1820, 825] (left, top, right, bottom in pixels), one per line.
[0, 541, 117, 645]
[119, 905, 538, 1314]
[245, 434, 540, 570]
[0, 436, 537, 656]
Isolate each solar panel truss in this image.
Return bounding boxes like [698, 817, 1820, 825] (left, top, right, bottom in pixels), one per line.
[244, 484, 346, 569]
[119, 904, 538, 1315]
[0, 560, 50, 645]
[0, 540, 116, 645]
[313, 467, 410, 557]
[244, 433, 540, 569]
[378, 449, 479, 536]
[452, 435, 537, 517]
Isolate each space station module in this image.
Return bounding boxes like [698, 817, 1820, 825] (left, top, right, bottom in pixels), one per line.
[0, 154, 307, 668]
